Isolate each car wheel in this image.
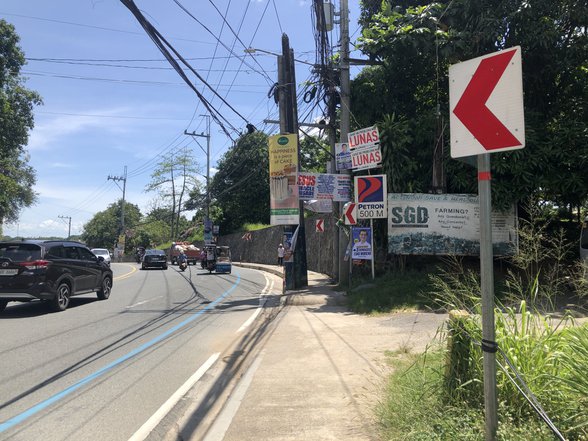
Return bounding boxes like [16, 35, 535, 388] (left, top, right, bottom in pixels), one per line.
[51, 283, 71, 312]
[97, 276, 112, 300]
[141, 264, 146, 270]
[163, 265, 168, 270]
[0, 300, 8, 313]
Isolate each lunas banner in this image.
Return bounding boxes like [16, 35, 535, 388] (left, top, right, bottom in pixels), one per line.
[387, 193, 518, 256]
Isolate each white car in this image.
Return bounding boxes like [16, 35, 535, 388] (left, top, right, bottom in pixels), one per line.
[91, 248, 112, 266]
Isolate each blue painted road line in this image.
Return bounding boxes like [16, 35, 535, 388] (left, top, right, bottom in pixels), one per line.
[0, 274, 241, 434]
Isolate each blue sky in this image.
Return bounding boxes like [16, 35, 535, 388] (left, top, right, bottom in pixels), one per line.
[1, 0, 362, 238]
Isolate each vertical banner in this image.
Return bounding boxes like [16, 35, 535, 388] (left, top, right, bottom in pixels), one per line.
[269, 134, 299, 225]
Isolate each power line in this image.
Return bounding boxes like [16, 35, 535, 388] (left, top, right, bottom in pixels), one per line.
[120, 0, 250, 139]
[170, 0, 274, 85]
[0, 11, 215, 44]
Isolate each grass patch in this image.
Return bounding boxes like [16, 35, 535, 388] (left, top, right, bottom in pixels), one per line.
[346, 270, 437, 314]
[378, 350, 559, 441]
[241, 223, 270, 231]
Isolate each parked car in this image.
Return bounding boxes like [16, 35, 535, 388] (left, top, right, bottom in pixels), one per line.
[141, 249, 168, 270]
[0, 240, 113, 313]
[91, 248, 112, 266]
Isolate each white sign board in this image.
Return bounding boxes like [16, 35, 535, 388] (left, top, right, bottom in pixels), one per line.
[449, 46, 524, 158]
[347, 126, 380, 150]
[350, 145, 382, 171]
[387, 193, 518, 255]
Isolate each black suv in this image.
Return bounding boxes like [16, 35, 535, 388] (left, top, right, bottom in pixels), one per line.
[0, 240, 113, 313]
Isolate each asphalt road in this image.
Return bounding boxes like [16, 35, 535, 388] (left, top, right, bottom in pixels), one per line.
[0, 263, 275, 441]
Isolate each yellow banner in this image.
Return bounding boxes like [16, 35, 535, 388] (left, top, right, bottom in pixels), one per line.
[268, 134, 299, 225]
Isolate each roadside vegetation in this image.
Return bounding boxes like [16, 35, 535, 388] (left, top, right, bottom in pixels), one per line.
[347, 206, 588, 440]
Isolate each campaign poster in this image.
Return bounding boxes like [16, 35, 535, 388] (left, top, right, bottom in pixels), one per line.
[351, 227, 373, 260]
[335, 142, 352, 170]
[282, 231, 294, 263]
[387, 193, 518, 256]
[269, 134, 299, 225]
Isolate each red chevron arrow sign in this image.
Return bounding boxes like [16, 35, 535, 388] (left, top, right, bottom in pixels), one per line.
[449, 46, 525, 158]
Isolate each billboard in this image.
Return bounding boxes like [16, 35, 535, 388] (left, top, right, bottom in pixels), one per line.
[269, 134, 299, 225]
[387, 193, 518, 256]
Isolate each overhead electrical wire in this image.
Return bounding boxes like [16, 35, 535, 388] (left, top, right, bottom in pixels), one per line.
[203, 0, 274, 86]
[0, 11, 214, 44]
[170, 0, 274, 85]
[120, 0, 252, 140]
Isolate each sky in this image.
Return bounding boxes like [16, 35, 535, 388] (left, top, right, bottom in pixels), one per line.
[1, 0, 363, 239]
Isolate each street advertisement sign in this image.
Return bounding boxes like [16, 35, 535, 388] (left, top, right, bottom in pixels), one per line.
[350, 144, 382, 171]
[347, 126, 380, 150]
[449, 46, 524, 158]
[351, 227, 372, 260]
[387, 193, 518, 256]
[269, 134, 299, 225]
[347, 125, 382, 171]
[354, 175, 387, 219]
[297, 173, 351, 202]
[335, 142, 352, 171]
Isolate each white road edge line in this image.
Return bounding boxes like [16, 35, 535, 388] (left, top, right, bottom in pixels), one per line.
[203, 353, 264, 441]
[128, 353, 220, 441]
[236, 275, 274, 334]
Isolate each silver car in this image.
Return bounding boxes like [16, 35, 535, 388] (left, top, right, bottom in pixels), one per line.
[91, 248, 112, 266]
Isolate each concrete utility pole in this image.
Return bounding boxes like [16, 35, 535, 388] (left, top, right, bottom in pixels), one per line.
[58, 215, 72, 239]
[185, 114, 211, 221]
[107, 165, 127, 241]
[338, 0, 351, 286]
[279, 33, 308, 289]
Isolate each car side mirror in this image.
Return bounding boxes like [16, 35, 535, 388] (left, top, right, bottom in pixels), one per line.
[97, 256, 104, 262]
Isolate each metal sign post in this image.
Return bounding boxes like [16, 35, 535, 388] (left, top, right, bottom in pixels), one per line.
[478, 154, 498, 440]
[450, 46, 525, 441]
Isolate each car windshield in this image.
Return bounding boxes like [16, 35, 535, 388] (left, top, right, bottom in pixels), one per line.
[0, 243, 43, 262]
[92, 249, 109, 256]
[145, 249, 164, 255]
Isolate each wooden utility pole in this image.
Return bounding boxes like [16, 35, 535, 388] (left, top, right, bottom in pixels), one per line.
[279, 33, 308, 289]
[338, 0, 351, 286]
[58, 215, 72, 239]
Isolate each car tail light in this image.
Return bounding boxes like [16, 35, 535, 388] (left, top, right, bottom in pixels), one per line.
[18, 260, 51, 270]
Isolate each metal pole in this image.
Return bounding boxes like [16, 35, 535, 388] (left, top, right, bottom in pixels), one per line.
[370, 219, 375, 280]
[338, 0, 351, 287]
[205, 115, 211, 222]
[478, 153, 498, 440]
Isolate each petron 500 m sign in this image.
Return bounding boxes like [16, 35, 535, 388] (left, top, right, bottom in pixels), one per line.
[354, 175, 387, 219]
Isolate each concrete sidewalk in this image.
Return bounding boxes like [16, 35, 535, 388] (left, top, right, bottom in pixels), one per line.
[185, 263, 447, 441]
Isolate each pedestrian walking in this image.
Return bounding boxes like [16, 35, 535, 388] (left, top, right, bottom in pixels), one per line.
[277, 243, 285, 266]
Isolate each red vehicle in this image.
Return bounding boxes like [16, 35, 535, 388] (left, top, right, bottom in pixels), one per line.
[169, 242, 200, 265]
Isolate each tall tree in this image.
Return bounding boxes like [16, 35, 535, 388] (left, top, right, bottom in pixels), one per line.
[0, 20, 42, 232]
[145, 146, 202, 239]
[354, 0, 588, 214]
[208, 132, 270, 233]
[81, 199, 142, 252]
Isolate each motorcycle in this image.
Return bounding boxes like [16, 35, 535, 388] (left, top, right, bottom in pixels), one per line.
[179, 261, 187, 272]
